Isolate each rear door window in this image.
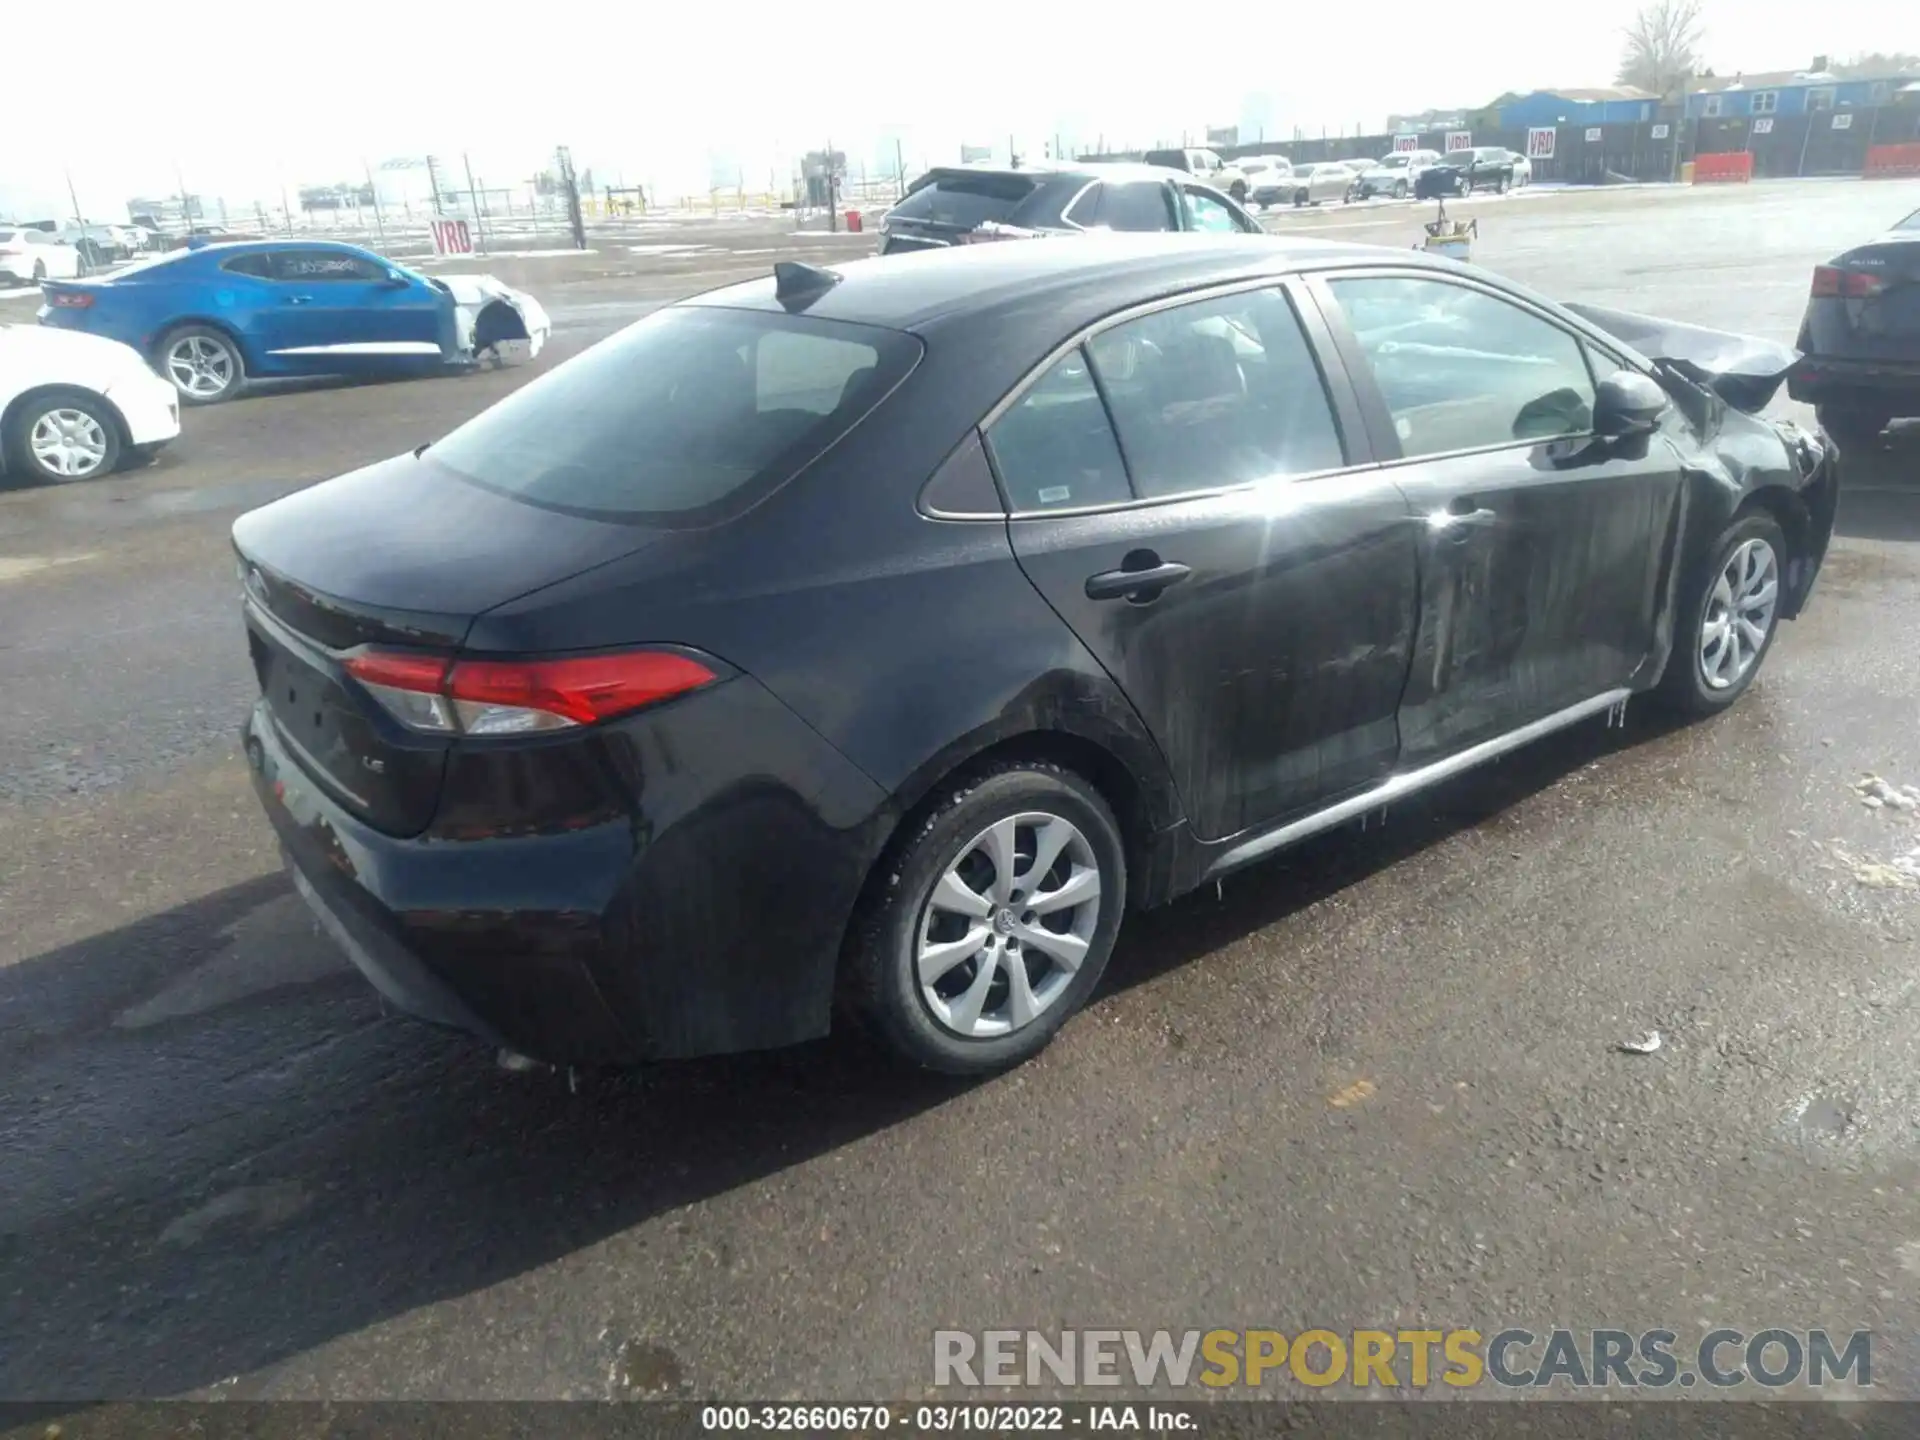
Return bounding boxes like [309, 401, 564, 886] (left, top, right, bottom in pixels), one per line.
[985, 350, 1132, 511]
[427, 306, 921, 525]
[1085, 287, 1347, 499]
[1100, 183, 1179, 232]
[1183, 188, 1248, 234]
[221, 253, 277, 279]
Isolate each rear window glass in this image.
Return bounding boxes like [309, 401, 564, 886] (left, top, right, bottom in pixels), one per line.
[1897, 208, 1920, 232]
[890, 173, 1040, 229]
[426, 306, 922, 525]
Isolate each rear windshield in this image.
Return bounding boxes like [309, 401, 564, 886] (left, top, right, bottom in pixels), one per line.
[890, 172, 1042, 229]
[426, 306, 922, 525]
[1142, 151, 1190, 170]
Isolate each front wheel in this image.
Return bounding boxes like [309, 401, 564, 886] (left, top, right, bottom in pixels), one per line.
[845, 761, 1127, 1075]
[1656, 512, 1787, 717]
[3, 389, 122, 485]
[159, 325, 244, 405]
[1392, 180, 1408, 200]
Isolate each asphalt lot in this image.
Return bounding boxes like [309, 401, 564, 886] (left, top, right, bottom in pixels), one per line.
[4, 179, 1920, 1405]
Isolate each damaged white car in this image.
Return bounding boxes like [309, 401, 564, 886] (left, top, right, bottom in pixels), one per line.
[35, 239, 551, 405]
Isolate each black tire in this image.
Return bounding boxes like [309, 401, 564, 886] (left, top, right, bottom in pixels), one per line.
[1229, 181, 1247, 203]
[1393, 180, 1408, 200]
[2, 388, 123, 486]
[1496, 175, 1511, 194]
[1816, 402, 1889, 448]
[1293, 190, 1306, 208]
[1655, 511, 1788, 717]
[156, 324, 244, 406]
[31, 260, 46, 282]
[845, 761, 1128, 1075]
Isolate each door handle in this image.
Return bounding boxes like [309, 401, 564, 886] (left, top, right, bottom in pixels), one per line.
[1085, 559, 1192, 602]
[284, 295, 313, 304]
[1428, 501, 1499, 534]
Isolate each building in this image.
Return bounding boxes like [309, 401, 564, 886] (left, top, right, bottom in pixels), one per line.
[1683, 65, 1919, 119]
[1496, 87, 1660, 129]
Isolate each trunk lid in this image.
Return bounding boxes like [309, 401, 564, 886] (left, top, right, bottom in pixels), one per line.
[880, 169, 1053, 253]
[232, 450, 667, 835]
[1797, 235, 1920, 363]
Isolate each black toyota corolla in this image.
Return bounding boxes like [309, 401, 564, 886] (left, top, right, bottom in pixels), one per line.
[235, 235, 1837, 1076]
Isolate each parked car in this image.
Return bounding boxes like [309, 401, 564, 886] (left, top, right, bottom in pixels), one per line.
[232, 235, 1836, 1077]
[1277, 162, 1355, 207]
[878, 163, 1263, 253]
[37, 240, 550, 406]
[1237, 156, 1294, 196]
[1417, 147, 1522, 199]
[1786, 206, 1920, 446]
[0, 228, 82, 284]
[1141, 147, 1253, 203]
[1353, 150, 1441, 200]
[0, 323, 180, 484]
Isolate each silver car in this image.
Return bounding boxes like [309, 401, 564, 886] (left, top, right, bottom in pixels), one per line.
[1272, 161, 1354, 208]
[1355, 149, 1441, 200]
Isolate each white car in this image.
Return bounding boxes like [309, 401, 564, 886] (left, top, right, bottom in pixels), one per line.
[0, 325, 180, 484]
[0, 227, 83, 285]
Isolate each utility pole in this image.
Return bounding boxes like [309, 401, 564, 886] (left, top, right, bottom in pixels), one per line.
[555, 146, 586, 249]
[424, 154, 445, 215]
[827, 140, 838, 232]
[280, 185, 295, 234]
[363, 159, 387, 248]
[463, 153, 486, 252]
[63, 169, 84, 225]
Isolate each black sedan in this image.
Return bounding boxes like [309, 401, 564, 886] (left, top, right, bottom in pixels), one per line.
[1787, 205, 1920, 446]
[232, 237, 1836, 1077]
[1416, 147, 1520, 199]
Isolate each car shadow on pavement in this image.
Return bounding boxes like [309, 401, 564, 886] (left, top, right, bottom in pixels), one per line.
[0, 709, 1679, 1402]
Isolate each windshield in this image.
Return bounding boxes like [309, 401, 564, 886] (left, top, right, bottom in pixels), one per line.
[104, 250, 189, 279]
[0, 231, 19, 243]
[428, 305, 923, 526]
[1897, 208, 1920, 231]
[1379, 155, 1409, 169]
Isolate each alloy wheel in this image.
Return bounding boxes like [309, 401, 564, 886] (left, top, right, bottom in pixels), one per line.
[916, 811, 1103, 1039]
[1700, 537, 1779, 689]
[166, 335, 235, 399]
[28, 408, 110, 478]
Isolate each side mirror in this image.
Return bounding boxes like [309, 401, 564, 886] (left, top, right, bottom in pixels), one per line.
[1593, 370, 1669, 437]
[382, 268, 411, 287]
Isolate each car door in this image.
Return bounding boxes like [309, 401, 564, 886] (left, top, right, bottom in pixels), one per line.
[988, 281, 1420, 842]
[1310, 269, 1686, 766]
[261, 249, 445, 361]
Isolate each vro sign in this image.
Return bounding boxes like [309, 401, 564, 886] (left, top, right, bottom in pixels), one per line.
[431, 219, 474, 256]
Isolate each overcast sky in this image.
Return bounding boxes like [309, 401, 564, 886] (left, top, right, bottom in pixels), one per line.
[6, 0, 1912, 219]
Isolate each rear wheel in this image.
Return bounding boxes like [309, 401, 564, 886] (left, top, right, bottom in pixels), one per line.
[1656, 512, 1786, 717]
[159, 325, 244, 405]
[3, 389, 122, 485]
[1816, 401, 1890, 448]
[845, 761, 1127, 1075]
[1392, 180, 1408, 200]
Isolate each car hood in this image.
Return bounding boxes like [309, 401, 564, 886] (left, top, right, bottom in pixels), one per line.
[0, 323, 153, 389]
[1561, 302, 1801, 413]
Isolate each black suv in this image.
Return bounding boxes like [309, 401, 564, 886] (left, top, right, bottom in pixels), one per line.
[878, 163, 1262, 254]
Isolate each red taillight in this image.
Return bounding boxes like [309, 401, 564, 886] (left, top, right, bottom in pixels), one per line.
[47, 291, 95, 308]
[344, 648, 717, 736]
[1812, 265, 1886, 298]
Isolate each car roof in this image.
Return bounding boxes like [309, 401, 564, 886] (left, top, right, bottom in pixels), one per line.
[914, 161, 1203, 188]
[688, 232, 1431, 339]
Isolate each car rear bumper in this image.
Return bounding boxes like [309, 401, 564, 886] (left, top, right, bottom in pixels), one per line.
[1788, 355, 1920, 411]
[243, 669, 894, 1065]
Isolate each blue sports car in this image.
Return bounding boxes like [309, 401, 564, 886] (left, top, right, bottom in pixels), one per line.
[36, 239, 551, 405]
